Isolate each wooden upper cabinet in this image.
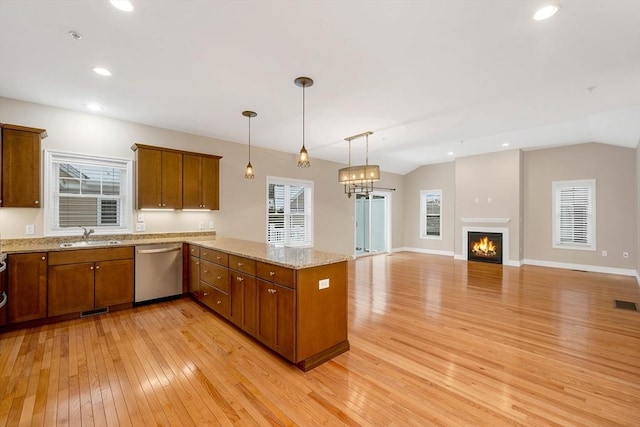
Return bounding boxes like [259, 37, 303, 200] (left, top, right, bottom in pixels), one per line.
[133, 144, 221, 210]
[1, 124, 47, 208]
[183, 153, 220, 210]
[133, 144, 183, 209]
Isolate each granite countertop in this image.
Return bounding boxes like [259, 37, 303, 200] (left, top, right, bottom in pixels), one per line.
[190, 237, 349, 269]
[0, 231, 217, 254]
[0, 232, 349, 269]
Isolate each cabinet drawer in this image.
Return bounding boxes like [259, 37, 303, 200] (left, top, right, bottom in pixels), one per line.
[200, 283, 228, 317]
[257, 261, 295, 289]
[200, 261, 229, 292]
[49, 246, 134, 265]
[200, 248, 228, 267]
[229, 255, 256, 275]
[189, 245, 200, 258]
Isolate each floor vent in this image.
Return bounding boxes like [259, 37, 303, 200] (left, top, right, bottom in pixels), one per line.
[81, 307, 109, 317]
[614, 300, 639, 311]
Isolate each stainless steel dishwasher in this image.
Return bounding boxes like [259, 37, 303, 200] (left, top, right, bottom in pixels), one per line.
[135, 243, 183, 304]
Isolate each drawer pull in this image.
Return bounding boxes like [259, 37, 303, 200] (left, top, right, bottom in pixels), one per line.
[203, 270, 208, 273]
[217, 276, 222, 280]
[203, 292, 209, 297]
[238, 262, 244, 266]
[269, 271, 275, 276]
[202, 252, 208, 256]
[216, 256, 221, 260]
[95, 265, 100, 269]
[268, 288, 277, 294]
[237, 277, 244, 282]
[217, 300, 221, 305]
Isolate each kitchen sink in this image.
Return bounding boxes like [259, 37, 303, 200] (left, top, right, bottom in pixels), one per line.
[60, 240, 122, 248]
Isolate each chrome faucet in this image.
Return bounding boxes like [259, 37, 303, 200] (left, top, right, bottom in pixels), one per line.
[79, 226, 95, 241]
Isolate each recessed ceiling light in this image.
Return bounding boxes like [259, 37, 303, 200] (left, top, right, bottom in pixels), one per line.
[68, 30, 82, 40]
[110, 0, 134, 12]
[447, 152, 454, 156]
[502, 142, 510, 147]
[92, 67, 112, 77]
[86, 103, 104, 111]
[533, 4, 560, 21]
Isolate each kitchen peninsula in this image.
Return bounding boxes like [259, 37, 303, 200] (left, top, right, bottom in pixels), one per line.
[187, 237, 350, 371]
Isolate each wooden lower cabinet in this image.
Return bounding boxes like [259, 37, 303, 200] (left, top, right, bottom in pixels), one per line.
[48, 262, 95, 316]
[48, 247, 134, 317]
[188, 256, 200, 298]
[189, 244, 349, 370]
[95, 259, 134, 307]
[7, 252, 48, 323]
[229, 272, 257, 335]
[257, 280, 294, 360]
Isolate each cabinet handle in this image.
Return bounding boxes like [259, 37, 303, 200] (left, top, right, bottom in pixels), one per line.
[203, 292, 209, 297]
[238, 262, 244, 266]
[41, 256, 46, 261]
[217, 300, 221, 305]
[202, 252, 208, 257]
[196, 261, 200, 265]
[269, 271, 275, 276]
[216, 256, 221, 260]
[162, 203, 166, 207]
[268, 288, 277, 294]
[236, 276, 244, 282]
[217, 276, 222, 280]
[95, 265, 100, 269]
[35, 200, 39, 205]
[90, 266, 94, 270]
[203, 270, 208, 273]
[158, 203, 162, 207]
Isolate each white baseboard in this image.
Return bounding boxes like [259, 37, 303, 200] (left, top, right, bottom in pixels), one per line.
[636, 271, 640, 286]
[394, 247, 454, 257]
[522, 258, 638, 277]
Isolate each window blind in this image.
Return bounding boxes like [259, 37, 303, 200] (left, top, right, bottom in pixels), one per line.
[553, 179, 595, 250]
[267, 178, 313, 246]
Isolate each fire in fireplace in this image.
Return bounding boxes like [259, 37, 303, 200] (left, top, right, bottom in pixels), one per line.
[468, 232, 503, 264]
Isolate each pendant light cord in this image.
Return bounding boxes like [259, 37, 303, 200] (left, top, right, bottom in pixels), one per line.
[302, 83, 306, 150]
[248, 115, 251, 163]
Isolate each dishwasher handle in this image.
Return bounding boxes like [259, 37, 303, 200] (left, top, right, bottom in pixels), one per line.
[137, 247, 182, 255]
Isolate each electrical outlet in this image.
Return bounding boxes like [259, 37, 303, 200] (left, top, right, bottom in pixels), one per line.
[137, 213, 145, 222]
[623, 252, 629, 259]
[198, 222, 205, 230]
[135, 223, 145, 232]
[208, 221, 215, 229]
[25, 224, 35, 235]
[601, 250, 607, 257]
[319, 278, 330, 290]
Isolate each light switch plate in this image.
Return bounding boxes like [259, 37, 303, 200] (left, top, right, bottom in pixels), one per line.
[135, 223, 145, 232]
[137, 213, 145, 222]
[319, 278, 330, 290]
[25, 224, 35, 235]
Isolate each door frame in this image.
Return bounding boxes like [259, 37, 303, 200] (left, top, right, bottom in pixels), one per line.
[353, 190, 392, 258]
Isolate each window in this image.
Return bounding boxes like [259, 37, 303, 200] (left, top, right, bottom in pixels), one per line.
[267, 176, 313, 246]
[44, 150, 133, 235]
[552, 179, 596, 250]
[420, 189, 442, 239]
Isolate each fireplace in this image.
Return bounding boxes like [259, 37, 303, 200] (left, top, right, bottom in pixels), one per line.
[468, 232, 503, 264]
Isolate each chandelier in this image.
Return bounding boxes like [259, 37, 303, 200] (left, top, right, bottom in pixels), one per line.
[338, 131, 380, 198]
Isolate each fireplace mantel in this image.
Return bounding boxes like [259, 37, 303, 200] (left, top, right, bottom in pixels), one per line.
[461, 218, 511, 224]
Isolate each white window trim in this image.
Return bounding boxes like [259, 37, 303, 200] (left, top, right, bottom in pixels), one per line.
[266, 176, 314, 247]
[44, 149, 133, 236]
[552, 178, 596, 251]
[420, 189, 442, 240]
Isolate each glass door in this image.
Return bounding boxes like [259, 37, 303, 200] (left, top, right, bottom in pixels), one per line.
[355, 192, 389, 256]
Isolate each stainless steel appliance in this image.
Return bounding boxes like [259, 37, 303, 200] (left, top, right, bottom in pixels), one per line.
[0, 254, 7, 325]
[134, 243, 183, 304]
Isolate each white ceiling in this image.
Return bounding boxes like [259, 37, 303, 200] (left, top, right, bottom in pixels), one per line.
[1, 0, 639, 175]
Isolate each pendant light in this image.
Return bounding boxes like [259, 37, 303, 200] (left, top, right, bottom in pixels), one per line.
[294, 76, 313, 168]
[242, 110, 256, 179]
[338, 131, 381, 198]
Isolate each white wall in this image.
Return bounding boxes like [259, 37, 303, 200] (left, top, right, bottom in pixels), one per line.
[0, 97, 404, 256]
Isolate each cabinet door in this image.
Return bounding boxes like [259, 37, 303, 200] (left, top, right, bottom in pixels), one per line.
[1, 127, 41, 207]
[182, 154, 202, 209]
[257, 280, 294, 360]
[8, 252, 48, 323]
[48, 263, 95, 317]
[189, 256, 200, 298]
[161, 151, 182, 209]
[95, 259, 134, 307]
[201, 156, 219, 210]
[230, 272, 257, 334]
[136, 147, 162, 208]
[200, 282, 229, 317]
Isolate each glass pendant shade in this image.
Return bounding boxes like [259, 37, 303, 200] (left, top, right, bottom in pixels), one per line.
[242, 110, 257, 179]
[295, 77, 313, 168]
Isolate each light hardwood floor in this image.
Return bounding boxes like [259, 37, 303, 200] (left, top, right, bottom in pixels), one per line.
[1, 252, 639, 426]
